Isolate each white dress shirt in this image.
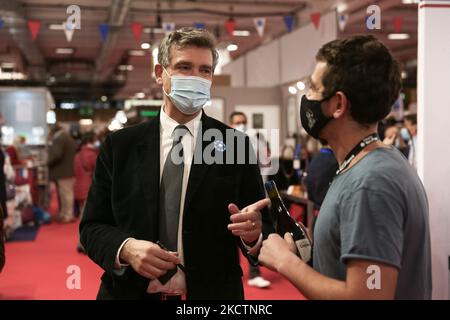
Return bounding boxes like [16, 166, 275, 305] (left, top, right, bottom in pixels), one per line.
[114, 106, 262, 295]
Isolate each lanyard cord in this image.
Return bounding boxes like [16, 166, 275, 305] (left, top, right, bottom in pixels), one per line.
[335, 133, 379, 176]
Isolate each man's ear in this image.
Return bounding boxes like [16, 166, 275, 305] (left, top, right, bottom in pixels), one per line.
[155, 64, 163, 85]
[333, 91, 348, 119]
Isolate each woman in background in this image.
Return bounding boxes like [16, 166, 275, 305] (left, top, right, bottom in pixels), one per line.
[73, 132, 99, 253]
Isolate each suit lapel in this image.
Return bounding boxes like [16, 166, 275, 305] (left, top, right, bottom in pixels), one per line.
[136, 115, 161, 234]
[183, 112, 214, 213]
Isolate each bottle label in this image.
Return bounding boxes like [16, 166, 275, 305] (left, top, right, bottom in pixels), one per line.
[295, 239, 311, 263]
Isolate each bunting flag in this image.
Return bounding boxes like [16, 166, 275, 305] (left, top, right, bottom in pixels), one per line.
[0, 19, 4, 29]
[63, 22, 75, 42]
[194, 22, 205, 30]
[254, 17, 266, 37]
[338, 13, 349, 32]
[131, 22, 143, 43]
[311, 12, 321, 30]
[162, 22, 175, 35]
[393, 16, 404, 33]
[99, 23, 109, 41]
[28, 20, 41, 40]
[283, 15, 294, 32]
[225, 18, 236, 36]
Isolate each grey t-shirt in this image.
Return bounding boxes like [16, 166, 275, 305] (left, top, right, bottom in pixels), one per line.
[313, 146, 432, 299]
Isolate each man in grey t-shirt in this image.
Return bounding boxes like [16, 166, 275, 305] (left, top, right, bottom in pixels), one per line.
[257, 35, 432, 300]
[314, 146, 431, 299]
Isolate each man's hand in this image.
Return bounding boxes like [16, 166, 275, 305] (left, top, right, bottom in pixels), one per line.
[259, 233, 297, 272]
[227, 198, 270, 245]
[119, 239, 180, 280]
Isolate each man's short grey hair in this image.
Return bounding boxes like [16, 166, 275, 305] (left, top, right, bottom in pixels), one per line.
[158, 27, 219, 71]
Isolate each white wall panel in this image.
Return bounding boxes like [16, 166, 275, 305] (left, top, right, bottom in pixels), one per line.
[246, 40, 280, 87]
[222, 56, 245, 87]
[280, 11, 337, 84]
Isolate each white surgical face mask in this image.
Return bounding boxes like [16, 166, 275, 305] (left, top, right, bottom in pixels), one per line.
[162, 68, 212, 115]
[400, 127, 411, 141]
[235, 124, 247, 133]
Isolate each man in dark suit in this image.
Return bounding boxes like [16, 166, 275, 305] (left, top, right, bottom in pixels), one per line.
[80, 27, 272, 300]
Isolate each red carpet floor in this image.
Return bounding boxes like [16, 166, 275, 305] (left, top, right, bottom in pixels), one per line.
[0, 221, 305, 300]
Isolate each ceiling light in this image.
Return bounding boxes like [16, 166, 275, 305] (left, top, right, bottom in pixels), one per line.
[101, 96, 108, 102]
[56, 48, 75, 54]
[227, 44, 238, 52]
[1, 62, 15, 69]
[129, 50, 146, 56]
[141, 42, 151, 50]
[143, 27, 164, 34]
[46, 111, 56, 124]
[288, 86, 297, 95]
[60, 102, 76, 109]
[119, 65, 134, 71]
[0, 72, 26, 80]
[337, 3, 348, 13]
[79, 119, 93, 126]
[296, 81, 306, 91]
[114, 74, 126, 82]
[233, 30, 251, 37]
[388, 33, 410, 40]
[401, 71, 408, 79]
[49, 24, 65, 30]
[135, 92, 145, 99]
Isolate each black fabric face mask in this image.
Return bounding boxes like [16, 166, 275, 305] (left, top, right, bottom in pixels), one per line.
[300, 94, 334, 140]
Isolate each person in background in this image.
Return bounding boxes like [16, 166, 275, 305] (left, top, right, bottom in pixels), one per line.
[0, 148, 6, 273]
[380, 117, 398, 145]
[74, 132, 99, 253]
[229, 111, 271, 289]
[257, 35, 431, 299]
[0, 146, 8, 228]
[70, 129, 83, 152]
[48, 123, 77, 224]
[0, 206, 4, 273]
[304, 144, 338, 211]
[15, 136, 31, 161]
[5, 137, 26, 167]
[403, 114, 417, 170]
[0, 114, 6, 272]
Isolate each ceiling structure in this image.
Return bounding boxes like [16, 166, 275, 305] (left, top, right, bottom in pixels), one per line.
[0, 0, 418, 103]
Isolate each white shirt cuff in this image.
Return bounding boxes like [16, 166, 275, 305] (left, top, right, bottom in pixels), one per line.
[241, 233, 263, 256]
[114, 238, 133, 273]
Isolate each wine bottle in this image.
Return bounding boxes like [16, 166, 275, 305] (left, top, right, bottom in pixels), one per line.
[265, 180, 312, 263]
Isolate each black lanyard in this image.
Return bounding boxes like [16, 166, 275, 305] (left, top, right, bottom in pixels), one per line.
[335, 133, 379, 176]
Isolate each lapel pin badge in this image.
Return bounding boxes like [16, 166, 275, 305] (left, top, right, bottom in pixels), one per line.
[214, 140, 226, 152]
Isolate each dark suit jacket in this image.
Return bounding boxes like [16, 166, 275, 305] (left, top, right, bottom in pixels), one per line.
[80, 112, 273, 300]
